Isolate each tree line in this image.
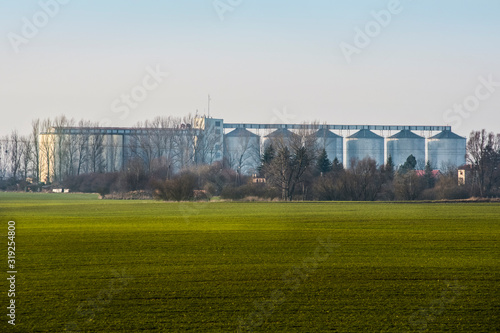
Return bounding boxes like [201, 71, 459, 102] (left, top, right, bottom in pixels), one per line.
[1, 115, 499, 200]
[0, 114, 220, 191]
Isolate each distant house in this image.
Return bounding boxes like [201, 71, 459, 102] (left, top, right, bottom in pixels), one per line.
[52, 188, 70, 193]
[252, 174, 266, 183]
[414, 170, 441, 178]
[457, 165, 473, 186]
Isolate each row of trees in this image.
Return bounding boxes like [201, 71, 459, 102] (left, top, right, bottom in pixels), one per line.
[466, 130, 500, 197]
[255, 137, 459, 201]
[226, 129, 500, 201]
[1, 114, 499, 200]
[1, 117, 113, 188]
[150, 129, 498, 202]
[0, 114, 222, 190]
[0, 122, 41, 189]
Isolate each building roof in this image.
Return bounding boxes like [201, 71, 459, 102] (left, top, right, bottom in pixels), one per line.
[347, 129, 383, 139]
[458, 164, 473, 171]
[314, 128, 342, 139]
[415, 170, 441, 178]
[225, 128, 259, 138]
[430, 130, 466, 140]
[265, 128, 298, 138]
[389, 129, 424, 139]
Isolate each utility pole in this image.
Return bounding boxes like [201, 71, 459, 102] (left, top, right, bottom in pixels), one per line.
[208, 94, 211, 118]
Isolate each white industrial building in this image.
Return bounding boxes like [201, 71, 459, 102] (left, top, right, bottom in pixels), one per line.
[39, 116, 466, 182]
[346, 129, 385, 167]
[386, 130, 426, 169]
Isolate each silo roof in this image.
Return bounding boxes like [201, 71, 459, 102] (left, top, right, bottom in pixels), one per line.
[389, 129, 424, 139]
[347, 129, 383, 139]
[314, 128, 342, 138]
[225, 128, 259, 138]
[265, 128, 298, 138]
[430, 130, 465, 140]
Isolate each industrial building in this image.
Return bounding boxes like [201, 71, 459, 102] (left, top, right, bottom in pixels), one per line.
[386, 130, 426, 169]
[346, 129, 384, 167]
[313, 129, 343, 164]
[427, 130, 467, 170]
[39, 116, 466, 182]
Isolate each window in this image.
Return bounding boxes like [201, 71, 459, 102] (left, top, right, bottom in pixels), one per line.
[215, 121, 221, 127]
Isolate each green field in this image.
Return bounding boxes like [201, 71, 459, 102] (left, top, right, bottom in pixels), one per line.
[0, 193, 498, 332]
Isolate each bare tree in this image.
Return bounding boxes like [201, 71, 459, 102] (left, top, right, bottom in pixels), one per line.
[263, 137, 312, 201]
[88, 123, 106, 173]
[343, 158, 381, 201]
[106, 133, 123, 173]
[62, 118, 81, 177]
[224, 130, 260, 177]
[467, 130, 500, 196]
[52, 115, 71, 181]
[0, 135, 10, 180]
[21, 135, 33, 182]
[76, 120, 90, 175]
[31, 119, 41, 183]
[9, 130, 24, 181]
[172, 115, 197, 170]
[194, 118, 223, 167]
[148, 116, 178, 178]
[394, 170, 424, 200]
[129, 120, 157, 174]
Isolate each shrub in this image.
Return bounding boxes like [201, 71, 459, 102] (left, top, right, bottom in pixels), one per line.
[152, 172, 197, 201]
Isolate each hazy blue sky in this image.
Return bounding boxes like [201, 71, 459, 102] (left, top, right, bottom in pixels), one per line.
[1, 0, 499, 137]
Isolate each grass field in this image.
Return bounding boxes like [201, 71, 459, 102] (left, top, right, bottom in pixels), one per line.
[0, 193, 498, 332]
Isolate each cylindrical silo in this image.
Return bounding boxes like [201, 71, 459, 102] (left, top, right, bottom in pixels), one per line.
[314, 129, 343, 164]
[427, 130, 466, 170]
[224, 128, 261, 175]
[346, 129, 384, 167]
[386, 130, 425, 169]
[262, 128, 299, 151]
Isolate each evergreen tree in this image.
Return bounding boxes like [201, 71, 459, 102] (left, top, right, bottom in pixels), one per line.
[316, 148, 332, 175]
[258, 144, 275, 176]
[261, 144, 275, 164]
[382, 155, 395, 181]
[331, 157, 344, 175]
[401, 154, 417, 173]
[423, 161, 435, 188]
[386, 155, 395, 173]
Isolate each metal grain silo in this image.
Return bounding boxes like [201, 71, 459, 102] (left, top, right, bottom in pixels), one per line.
[262, 128, 299, 151]
[386, 130, 425, 169]
[427, 130, 466, 170]
[224, 128, 261, 175]
[346, 129, 384, 167]
[314, 129, 343, 163]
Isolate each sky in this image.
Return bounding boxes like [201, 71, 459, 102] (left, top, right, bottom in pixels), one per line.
[1, 0, 499, 138]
